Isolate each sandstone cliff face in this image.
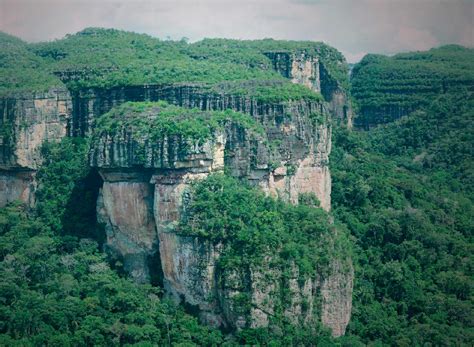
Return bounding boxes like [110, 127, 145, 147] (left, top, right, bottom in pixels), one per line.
[0, 88, 71, 207]
[96, 171, 157, 283]
[320, 260, 354, 337]
[0, 170, 36, 207]
[265, 51, 321, 92]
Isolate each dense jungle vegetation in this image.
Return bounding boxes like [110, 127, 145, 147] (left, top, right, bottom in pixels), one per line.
[93, 101, 264, 143]
[331, 91, 473, 345]
[333, 47, 473, 344]
[0, 28, 472, 345]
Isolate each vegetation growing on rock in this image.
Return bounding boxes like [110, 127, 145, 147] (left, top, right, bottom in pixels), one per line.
[93, 101, 264, 143]
[2, 27, 343, 103]
[181, 173, 350, 277]
[178, 173, 353, 344]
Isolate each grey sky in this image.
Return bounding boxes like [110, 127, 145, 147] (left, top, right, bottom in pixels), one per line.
[1, 0, 473, 62]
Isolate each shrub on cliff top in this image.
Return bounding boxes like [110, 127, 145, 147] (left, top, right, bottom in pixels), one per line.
[93, 101, 265, 143]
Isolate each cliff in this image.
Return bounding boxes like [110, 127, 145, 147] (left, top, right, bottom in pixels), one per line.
[265, 51, 353, 126]
[89, 101, 352, 335]
[0, 88, 71, 207]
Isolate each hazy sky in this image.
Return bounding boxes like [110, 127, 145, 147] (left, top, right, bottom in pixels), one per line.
[1, 0, 473, 62]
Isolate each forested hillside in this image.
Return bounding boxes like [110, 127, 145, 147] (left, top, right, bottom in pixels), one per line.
[332, 48, 473, 344]
[351, 45, 474, 128]
[1, 28, 347, 101]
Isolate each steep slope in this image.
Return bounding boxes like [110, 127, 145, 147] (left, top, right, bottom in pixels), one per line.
[0, 33, 71, 207]
[0, 28, 349, 207]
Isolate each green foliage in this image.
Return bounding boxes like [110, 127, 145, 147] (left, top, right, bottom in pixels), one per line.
[0, 120, 14, 147]
[298, 192, 321, 208]
[189, 37, 349, 89]
[180, 173, 352, 330]
[35, 138, 102, 241]
[1, 28, 342, 102]
[331, 90, 474, 344]
[0, 204, 222, 346]
[93, 101, 264, 144]
[0, 32, 63, 96]
[181, 174, 339, 269]
[213, 80, 323, 103]
[309, 111, 326, 127]
[351, 45, 474, 127]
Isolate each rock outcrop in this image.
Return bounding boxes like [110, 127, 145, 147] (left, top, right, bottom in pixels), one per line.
[265, 52, 321, 92]
[265, 51, 353, 127]
[0, 88, 71, 207]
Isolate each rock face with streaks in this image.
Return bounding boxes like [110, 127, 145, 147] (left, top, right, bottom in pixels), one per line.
[265, 51, 353, 127]
[96, 171, 157, 283]
[0, 88, 71, 207]
[265, 51, 321, 92]
[320, 260, 354, 337]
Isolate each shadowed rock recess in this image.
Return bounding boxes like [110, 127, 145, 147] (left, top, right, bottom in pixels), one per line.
[0, 30, 353, 337]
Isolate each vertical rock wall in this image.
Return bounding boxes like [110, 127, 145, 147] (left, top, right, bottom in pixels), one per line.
[0, 88, 71, 207]
[96, 171, 156, 283]
[0, 170, 36, 207]
[90, 99, 352, 336]
[265, 51, 353, 127]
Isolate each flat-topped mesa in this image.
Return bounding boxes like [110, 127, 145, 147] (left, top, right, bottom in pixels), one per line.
[0, 31, 354, 336]
[0, 88, 72, 207]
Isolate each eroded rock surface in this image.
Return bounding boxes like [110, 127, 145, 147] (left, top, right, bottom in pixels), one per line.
[265, 51, 353, 127]
[0, 170, 36, 207]
[97, 171, 156, 283]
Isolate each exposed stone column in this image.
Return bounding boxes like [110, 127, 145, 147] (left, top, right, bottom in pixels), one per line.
[320, 260, 354, 337]
[291, 54, 321, 93]
[151, 171, 226, 327]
